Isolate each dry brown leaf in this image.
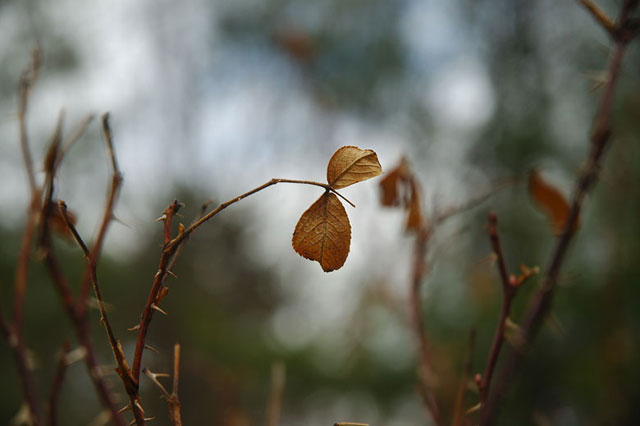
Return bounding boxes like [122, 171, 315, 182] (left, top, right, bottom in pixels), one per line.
[327, 146, 383, 189]
[379, 156, 425, 232]
[292, 192, 351, 272]
[405, 182, 424, 232]
[379, 156, 411, 206]
[379, 167, 401, 206]
[528, 169, 576, 236]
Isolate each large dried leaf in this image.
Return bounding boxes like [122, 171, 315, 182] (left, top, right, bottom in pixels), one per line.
[292, 192, 351, 272]
[327, 146, 383, 189]
[528, 169, 576, 236]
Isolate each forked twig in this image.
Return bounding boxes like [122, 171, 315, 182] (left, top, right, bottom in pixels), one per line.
[143, 344, 182, 426]
[478, 213, 520, 412]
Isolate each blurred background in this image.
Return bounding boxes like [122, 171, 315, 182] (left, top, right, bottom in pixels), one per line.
[1, 0, 639, 425]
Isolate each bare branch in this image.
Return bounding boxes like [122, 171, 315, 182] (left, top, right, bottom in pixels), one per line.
[452, 330, 476, 426]
[480, 1, 639, 422]
[576, 0, 616, 36]
[18, 48, 40, 196]
[266, 362, 286, 426]
[58, 201, 145, 426]
[47, 340, 71, 426]
[478, 213, 519, 415]
[409, 228, 441, 426]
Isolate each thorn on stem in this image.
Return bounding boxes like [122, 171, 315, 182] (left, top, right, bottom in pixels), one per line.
[116, 403, 132, 414]
[144, 344, 160, 354]
[150, 303, 167, 316]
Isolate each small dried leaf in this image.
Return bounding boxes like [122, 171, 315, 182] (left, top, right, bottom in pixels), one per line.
[528, 169, 575, 236]
[379, 156, 410, 206]
[405, 181, 424, 232]
[327, 146, 383, 189]
[292, 192, 351, 272]
[379, 167, 402, 207]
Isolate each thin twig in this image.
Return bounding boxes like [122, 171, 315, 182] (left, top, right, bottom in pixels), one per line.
[576, 0, 617, 36]
[480, 1, 639, 423]
[47, 340, 71, 426]
[18, 48, 40, 195]
[78, 113, 124, 312]
[410, 227, 441, 426]
[58, 201, 144, 426]
[266, 361, 286, 426]
[478, 213, 517, 412]
[8, 48, 44, 426]
[168, 344, 182, 426]
[433, 177, 521, 226]
[452, 330, 476, 426]
[55, 114, 95, 171]
[0, 311, 42, 426]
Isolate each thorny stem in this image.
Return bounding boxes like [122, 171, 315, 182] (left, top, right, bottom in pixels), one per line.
[58, 202, 144, 426]
[131, 178, 352, 383]
[480, 1, 639, 423]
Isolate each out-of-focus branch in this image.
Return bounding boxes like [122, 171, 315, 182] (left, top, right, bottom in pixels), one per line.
[452, 330, 476, 426]
[0, 309, 42, 426]
[410, 228, 441, 426]
[47, 340, 71, 426]
[78, 113, 123, 318]
[480, 1, 639, 423]
[5, 49, 45, 426]
[266, 361, 286, 426]
[576, 0, 616, 35]
[18, 48, 40, 196]
[478, 213, 519, 414]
